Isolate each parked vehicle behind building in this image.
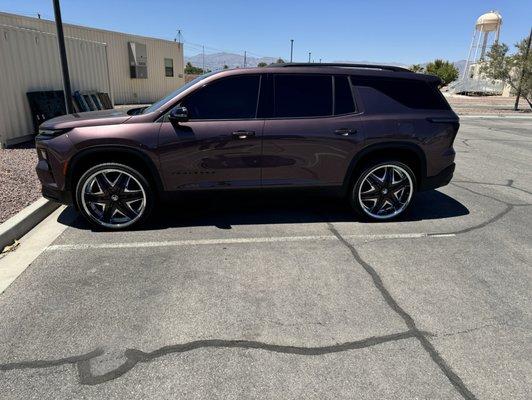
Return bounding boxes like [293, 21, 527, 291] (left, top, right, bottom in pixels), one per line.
[35, 64, 458, 229]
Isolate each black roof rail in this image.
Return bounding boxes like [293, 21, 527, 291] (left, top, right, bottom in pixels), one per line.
[268, 62, 411, 73]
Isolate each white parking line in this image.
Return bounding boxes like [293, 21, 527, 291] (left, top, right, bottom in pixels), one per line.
[46, 232, 454, 251]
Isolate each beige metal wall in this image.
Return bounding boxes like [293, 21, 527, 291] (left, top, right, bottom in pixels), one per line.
[0, 12, 185, 104]
[0, 24, 110, 146]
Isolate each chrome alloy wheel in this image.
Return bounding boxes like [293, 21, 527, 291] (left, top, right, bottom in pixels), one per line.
[358, 164, 413, 220]
[80, 169, 146, 228]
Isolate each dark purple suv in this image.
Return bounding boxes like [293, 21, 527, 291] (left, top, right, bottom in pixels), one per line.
[35, 63, 458, 229]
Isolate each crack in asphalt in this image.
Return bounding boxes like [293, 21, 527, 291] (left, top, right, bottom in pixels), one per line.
[326, 222, 478, 400]
[323, 176, 532, 399]
[0, 349, 104, 373]
[0, 331, 419, 385]
[452, 178, 532, 197]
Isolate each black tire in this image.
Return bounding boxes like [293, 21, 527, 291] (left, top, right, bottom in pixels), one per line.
[349, 160, 416, 221]
[75, 162, 153, 230]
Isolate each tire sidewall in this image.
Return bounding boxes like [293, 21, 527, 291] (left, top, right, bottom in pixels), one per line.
[75, 162, 153, 230]
[350, 160, 416, 221]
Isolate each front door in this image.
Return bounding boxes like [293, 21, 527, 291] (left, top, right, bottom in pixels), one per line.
[158, 74, 264, 190]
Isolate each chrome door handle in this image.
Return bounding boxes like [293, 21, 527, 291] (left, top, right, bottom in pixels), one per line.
[334, 128, 357, 136]
[232, 130, 255, 139]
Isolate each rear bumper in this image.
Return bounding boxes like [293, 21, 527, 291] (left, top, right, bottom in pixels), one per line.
[419, 163, 455, 191]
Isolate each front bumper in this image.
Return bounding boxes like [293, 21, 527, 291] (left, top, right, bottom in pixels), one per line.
[41, 185, 72, 204]
[419, 163, 455, 191]
[35, 138, 74, 205]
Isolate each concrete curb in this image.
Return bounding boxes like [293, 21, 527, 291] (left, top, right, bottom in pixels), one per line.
[0, 198, 60, 252]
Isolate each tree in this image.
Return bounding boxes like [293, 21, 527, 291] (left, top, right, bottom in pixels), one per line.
[425, 59, 459, 87]
[409, 64, 424, 73]
[223, 64, 229, 69]
[276, 58, 285, 64]
[480, 35, 532, 110]
[184, 62, 204, 75]
[257, 62, 268, 67]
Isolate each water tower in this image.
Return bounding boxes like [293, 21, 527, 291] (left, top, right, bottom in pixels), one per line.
[462, 11, 502, 79]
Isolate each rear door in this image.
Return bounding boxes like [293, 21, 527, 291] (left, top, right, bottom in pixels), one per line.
[261, 74, 364, 188]
[158, 74, 264, 190]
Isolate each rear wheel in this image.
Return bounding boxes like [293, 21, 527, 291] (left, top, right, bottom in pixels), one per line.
[350, 161, 415, 221]
[75, 163, 153, 229]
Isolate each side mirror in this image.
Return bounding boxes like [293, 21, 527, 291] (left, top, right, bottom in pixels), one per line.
[168, 106, 189, 122]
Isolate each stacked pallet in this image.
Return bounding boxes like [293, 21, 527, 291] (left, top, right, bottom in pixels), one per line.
[26, 90, 113, 133]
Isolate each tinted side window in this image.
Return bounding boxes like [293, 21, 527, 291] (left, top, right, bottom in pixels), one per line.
[351, 77, 450, 112]
[334, 76, 356, 114]
[274, 75, 332, 118]
[182, 75, 260, 119]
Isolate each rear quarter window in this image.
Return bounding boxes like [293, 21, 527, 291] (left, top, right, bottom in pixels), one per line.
[351, 76, 450, 113]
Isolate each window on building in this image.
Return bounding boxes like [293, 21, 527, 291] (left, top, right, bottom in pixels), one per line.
[334, 76, 356, 115]
[274, 74, 332, 118]
[351, 76, 450, 112]
[181, 75, 260, 120]
[164, 58, 174, 77]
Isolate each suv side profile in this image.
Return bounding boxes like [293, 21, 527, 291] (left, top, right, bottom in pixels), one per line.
[35, 63, 458, 229]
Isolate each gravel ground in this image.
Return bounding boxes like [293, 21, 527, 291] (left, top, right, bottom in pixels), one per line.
[0, 144, 40, 223]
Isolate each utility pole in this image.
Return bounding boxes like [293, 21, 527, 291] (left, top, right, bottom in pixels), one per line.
[52, 0, 74, 114]
[308, 52, 311, 63]
[174, 29, 182, 43]
[243, 51, 247, 68]
[514, 27, 532, 111]
[290, 39, 294, 63]
[202, 45, 205, 73]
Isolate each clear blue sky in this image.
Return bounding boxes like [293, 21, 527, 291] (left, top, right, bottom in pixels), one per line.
[1, 0, 530, 64]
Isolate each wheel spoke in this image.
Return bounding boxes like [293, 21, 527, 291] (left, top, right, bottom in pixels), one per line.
[366, 173, 383, 189]
[361, 190, 379, 201]
[101, 203, 115, 223]
[383, 167, 393, 186]
[95, 174, 112, 193]
[371, 196, 385, 214]
[84, 192, 109, 203]
[389, 176, 405, 190]
[389, 194, 403, 211]
[114, 173, 130, 192]
[120, 190, 144, 201]
[114, 201, 138, 220]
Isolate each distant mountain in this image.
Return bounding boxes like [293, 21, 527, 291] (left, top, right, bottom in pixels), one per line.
[185, 52, 468, 75]
[185, 52, 277, 70]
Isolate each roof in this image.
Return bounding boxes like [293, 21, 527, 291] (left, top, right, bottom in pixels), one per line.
[244, 63, 441, 84]
[268, 62, 411, 72]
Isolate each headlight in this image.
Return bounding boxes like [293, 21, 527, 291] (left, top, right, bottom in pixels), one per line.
[37, 128, 71, 139]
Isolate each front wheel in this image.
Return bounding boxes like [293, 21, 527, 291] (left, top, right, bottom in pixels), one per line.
[350, 161, 416, 221]
[75, 163, 153, 229]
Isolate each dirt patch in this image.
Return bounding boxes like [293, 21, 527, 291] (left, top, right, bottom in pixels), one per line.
[0, 144, 40, 223]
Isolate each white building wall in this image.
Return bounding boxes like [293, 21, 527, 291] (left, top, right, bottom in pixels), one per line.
[0, 24, 110, 146]
[0, 12, 185, 145]
[0, 12, 185, 104]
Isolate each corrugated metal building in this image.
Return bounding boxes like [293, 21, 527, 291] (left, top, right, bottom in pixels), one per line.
[0, 12, 184, 147]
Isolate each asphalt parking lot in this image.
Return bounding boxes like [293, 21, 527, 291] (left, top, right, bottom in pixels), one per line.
[1, 117, 531, 399]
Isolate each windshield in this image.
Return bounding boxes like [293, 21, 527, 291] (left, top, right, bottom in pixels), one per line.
[142, 71, 217, 114]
